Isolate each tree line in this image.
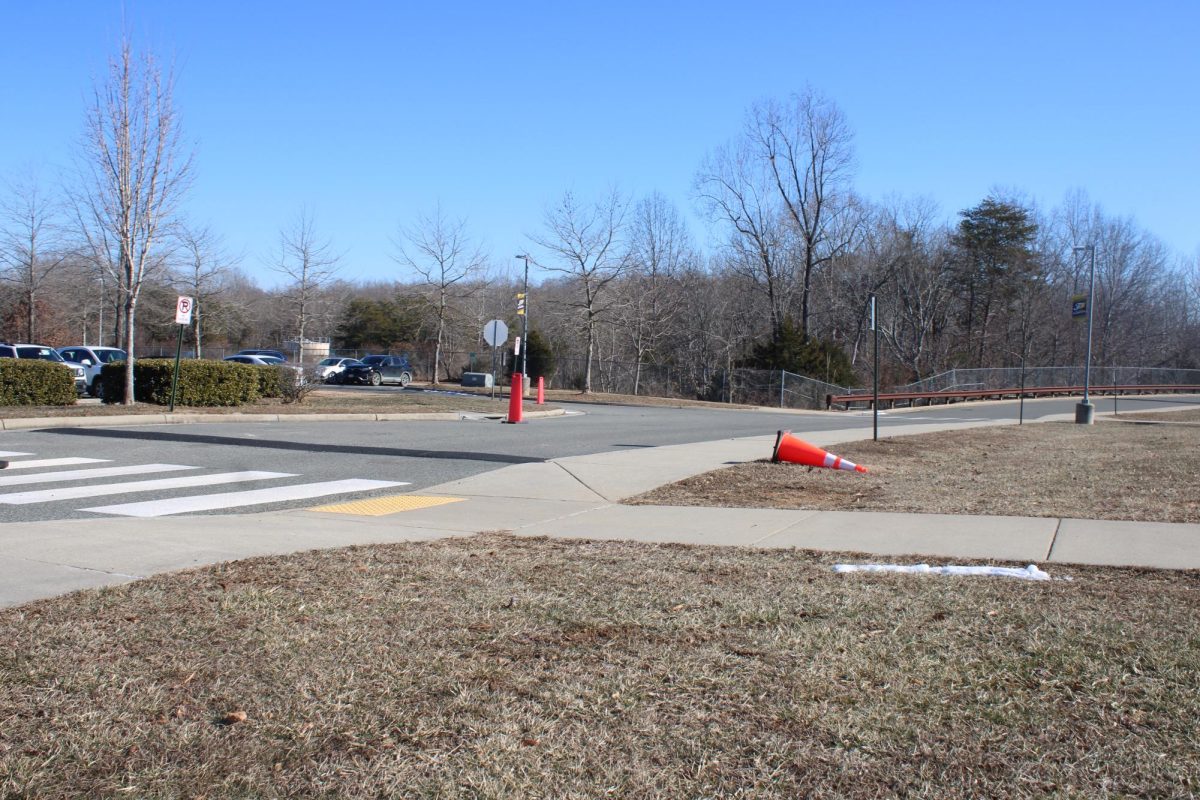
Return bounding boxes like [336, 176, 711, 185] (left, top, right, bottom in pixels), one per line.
[2, 41, 1197, 404]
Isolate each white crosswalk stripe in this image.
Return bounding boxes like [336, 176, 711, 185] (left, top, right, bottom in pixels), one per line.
[0, 451, 409, 518]
[0, 471, 296, 505]
[0, 463, 197, 488]
[0, 457, 110, 470]
[0, 451, 34, 458]
[82, 479, 408, 517]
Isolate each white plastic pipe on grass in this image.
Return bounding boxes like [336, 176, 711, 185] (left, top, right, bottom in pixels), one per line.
[832, 563, 1051, 581]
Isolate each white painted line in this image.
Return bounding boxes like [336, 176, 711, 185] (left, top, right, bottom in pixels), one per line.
[0, 471, 296, 505]
[0, 458, 110, 470]
[82, 479, 409, 518]
[0, 451, 34, 458]
[0, 464, 197, 488]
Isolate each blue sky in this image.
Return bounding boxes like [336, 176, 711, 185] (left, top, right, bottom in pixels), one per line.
[2, 1, 1197, 286]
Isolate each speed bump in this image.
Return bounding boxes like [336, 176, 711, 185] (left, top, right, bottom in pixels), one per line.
[307, 495, 465, 516]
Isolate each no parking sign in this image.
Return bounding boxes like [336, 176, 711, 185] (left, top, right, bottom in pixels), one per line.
[175, 296, 195, 325]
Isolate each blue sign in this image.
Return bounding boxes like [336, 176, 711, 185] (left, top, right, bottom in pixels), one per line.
[1071, 294, 1088, 318]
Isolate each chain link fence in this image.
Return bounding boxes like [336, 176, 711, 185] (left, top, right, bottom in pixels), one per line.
[894, 366, 1200, 394]
[542, 357, 847, 411]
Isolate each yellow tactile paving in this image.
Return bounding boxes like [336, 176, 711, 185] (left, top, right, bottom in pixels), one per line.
[307, 495, 465, 516]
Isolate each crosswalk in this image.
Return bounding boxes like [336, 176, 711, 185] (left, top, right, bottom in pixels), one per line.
[0, 451, 408, 518]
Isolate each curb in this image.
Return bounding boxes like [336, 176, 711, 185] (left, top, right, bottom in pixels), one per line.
[0, 408, 566, 430]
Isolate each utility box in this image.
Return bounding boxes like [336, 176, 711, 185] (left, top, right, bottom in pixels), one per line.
[461, 372, 494, 388]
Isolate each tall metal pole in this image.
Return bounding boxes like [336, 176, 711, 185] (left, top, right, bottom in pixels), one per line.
[516, 255, 530, 378]
[871, 294, 879, 442]
[1084, 244, 1096, 403]
[1019, 349, 1026, 425]
[1075, 245, 1096, 424]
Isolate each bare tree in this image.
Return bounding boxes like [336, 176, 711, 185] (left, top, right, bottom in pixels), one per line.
[750, 89, 859, 338]
[270, 208, 342, 361]
[174, 224, 238, 358]
[76, 38, 192, 403]
[621, 192, 694, 394]
[0, 170, 71, 342]
[1092, 216, 1165, 366]
[1188, 249, 1200, 330]
[530, 190, 629, 393]
[695, 141, 796, 338]
[865, 199, 956, 379]
[393, 205, 485, 383]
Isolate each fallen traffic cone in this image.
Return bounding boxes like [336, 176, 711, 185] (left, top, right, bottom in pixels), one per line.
[772, 430, 867, 473]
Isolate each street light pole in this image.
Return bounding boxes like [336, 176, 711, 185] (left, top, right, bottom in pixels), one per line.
[1074, 244, 1096, 424]
[515, 254, 530, 381]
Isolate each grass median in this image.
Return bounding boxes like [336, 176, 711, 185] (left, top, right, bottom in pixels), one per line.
[629, 414, 1200, 523]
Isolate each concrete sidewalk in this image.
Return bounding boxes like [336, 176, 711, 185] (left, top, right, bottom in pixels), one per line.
[3, 418, 1198, 608]
[363, 429, 1200, 571]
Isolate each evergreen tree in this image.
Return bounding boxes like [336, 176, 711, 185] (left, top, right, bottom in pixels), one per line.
[522, 328, 554, 381]
[951, 197, 1039, 364]
[748, 318, 854, 385]
[335, 296, 424, 350]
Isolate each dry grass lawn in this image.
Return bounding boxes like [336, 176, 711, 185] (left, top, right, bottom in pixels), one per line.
[2, 535, 1198, 798]
[1119, 407, 1200, 423]
[629, 420, 1200, 523]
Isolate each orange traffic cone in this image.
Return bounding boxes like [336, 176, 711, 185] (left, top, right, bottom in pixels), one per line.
[771, 430, 868, 473]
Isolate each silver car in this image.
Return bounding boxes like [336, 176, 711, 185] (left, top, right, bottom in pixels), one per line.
[57, 345, 128, 397]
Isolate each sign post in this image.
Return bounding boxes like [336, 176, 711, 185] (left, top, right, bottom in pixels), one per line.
[870, 294, 879, 442]
[482, 319, 508, 400]
[170, 296, 194, 412]
[1073, 245, 1097, 424]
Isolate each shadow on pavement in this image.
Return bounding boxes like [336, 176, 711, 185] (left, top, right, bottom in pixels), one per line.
[42, 427, 545, 465]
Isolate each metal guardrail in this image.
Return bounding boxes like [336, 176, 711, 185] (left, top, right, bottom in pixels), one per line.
[825, 384, 1200, 410]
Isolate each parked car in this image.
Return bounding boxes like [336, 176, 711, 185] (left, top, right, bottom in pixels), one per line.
[57, 345, 127, 397]
[0, 343, 87, 395]
[323, 359, 365, 384]
[236, 349, 287, 362]
[224, 354, 283, 366]
[339, 354, 413, 387]
[224, 354, 306, 385]
[317, 357, 360, 381]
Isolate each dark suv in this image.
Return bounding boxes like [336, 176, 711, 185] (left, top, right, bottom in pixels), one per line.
[338, 355, 413, 386]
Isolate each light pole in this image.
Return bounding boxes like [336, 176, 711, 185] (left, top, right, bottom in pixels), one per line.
[1074, 244, 1096, 425]
[515, 254, 530, 382]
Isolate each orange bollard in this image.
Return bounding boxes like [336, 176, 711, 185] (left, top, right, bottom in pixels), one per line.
[536, 376, 545, 405]
[772, 430, 867, 473]
[505, 373, 525, 424]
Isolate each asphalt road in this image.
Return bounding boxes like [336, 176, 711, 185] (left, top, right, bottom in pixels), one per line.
[0, 393, 1193, 522]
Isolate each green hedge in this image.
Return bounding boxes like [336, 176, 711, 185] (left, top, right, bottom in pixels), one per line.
[0, 359, 77, 406]
[100, 359, 269, 406]
[255, 364, 285, 399]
